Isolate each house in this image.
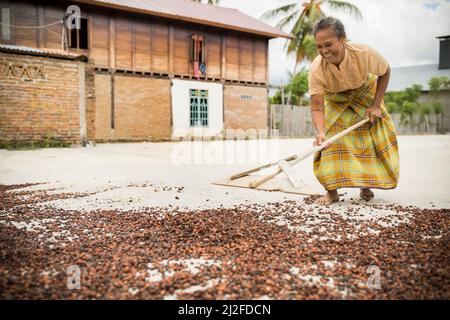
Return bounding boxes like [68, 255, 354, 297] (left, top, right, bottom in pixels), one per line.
[388, 35, 450, 133]
[388, 35, 449, 92]
[388, 63, 449, 92]
[0, 0, 289, 145]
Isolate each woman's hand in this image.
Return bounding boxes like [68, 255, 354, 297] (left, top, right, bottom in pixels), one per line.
[313, 132, 330, 149]
[366, 105, 382, 123]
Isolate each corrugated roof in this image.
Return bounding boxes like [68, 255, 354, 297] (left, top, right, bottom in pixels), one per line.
[0, 44, 87, 60]
[75, 0, 291, 39]
[389, 64, 450, 91]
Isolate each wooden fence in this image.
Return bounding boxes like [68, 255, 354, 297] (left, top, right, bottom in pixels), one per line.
[270, 104, 315, 137]
[269, 104, 447, 138]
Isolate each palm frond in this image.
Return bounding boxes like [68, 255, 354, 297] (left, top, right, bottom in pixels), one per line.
[309, 2, 326, 22]
[263, 0, 363, 68]
[275, 11, 300, 30]
[290, 33, 317, 65]
[326, 0, 363, 19]
[285, 8, 314, 54]
[301, 34, 318, 61]
[287, 70, 294, 80]
[289, 9, 309, 38]
[261, 3, 298, 20]
[286, 37, 299, 54]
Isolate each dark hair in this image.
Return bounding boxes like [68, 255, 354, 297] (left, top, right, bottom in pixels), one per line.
[313, 16, 346, 38]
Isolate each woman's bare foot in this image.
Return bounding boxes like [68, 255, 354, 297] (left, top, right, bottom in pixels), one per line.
[314, 190, 339, 205]
[360, 188, 374, 201]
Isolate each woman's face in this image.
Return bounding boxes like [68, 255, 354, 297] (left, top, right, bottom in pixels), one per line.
[315, 28, 346, 65]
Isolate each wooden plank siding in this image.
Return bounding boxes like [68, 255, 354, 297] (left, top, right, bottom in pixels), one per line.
[90, 13, 109, 67]
[152, 22, 169, 73]
[205, 32, 221, 78]
[44, 5, 65, 50]
[2, 0, 269, 84]
[114, 17, 132, 70]
[173, 25, 190, 75]
[12, 2, 38, 48]
[254, 39, 267, 83]
[225, 34, 238, 80]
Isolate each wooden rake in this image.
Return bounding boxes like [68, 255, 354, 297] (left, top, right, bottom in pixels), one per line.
[214, 118, 370, 194]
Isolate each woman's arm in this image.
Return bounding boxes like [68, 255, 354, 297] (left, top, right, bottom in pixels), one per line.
[366, 66, 391, 122]
[311, 94, 327, 146]
[373, 66, 391, 108]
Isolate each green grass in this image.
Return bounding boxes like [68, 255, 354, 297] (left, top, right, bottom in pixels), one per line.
[0, 135, 72, 150]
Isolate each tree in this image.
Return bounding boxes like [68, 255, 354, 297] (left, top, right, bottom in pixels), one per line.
[428, 76, 449, 132]
[271, 69, 309, 105]
[262, 0, 362, 67]
[286, 68, 309, 105]
[384, 79, 448, 133]
[400, 101, 417, 130]
[428, 76, 450, 92]
[385, 101, 399, 114]
[418, 103, 432, 132]
[404, 84, 423, 103]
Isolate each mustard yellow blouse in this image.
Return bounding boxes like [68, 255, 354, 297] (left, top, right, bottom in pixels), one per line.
[308, 42, 389, 96]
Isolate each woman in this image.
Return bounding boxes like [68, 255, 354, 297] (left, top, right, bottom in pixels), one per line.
[308, 16, 399, 205]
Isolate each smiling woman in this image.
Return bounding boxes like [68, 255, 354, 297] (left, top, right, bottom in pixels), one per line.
[308, 16, 399, 205]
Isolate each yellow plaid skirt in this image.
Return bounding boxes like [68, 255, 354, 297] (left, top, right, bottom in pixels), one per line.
[313, 74, 399, 191]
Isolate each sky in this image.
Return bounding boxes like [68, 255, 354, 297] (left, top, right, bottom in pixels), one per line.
[219, 0, 450, 86]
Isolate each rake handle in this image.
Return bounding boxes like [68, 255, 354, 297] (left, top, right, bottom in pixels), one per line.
[249, 168, 283, 188]
[248, 118, 370, 188]
[289, 118, 370, 167]
[229, 155, 297, 180]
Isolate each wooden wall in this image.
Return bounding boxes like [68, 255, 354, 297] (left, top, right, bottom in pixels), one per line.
[1, 0, 269, 84]
[90, 12, 109, 66]
[10, 2, 37, 48]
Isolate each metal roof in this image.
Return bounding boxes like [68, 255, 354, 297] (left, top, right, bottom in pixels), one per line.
[388, 64, 450, 91]
[0, 44, 87, 60]
[75, 0, 291, 39]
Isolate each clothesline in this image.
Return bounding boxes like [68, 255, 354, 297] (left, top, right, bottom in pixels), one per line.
[0, 19, 67, 50]
[0, 20, 63, 29]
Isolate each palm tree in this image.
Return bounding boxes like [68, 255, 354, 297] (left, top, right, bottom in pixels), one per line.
[192, 0, 220, 4]
[262, 0, 362, 67]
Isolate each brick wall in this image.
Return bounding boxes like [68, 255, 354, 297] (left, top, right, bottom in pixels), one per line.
[94, 73, 112, 140]
[0, 51, 269, 146]
[0, 52, 85, 145]
[94, 74, 172, 141]
[85, 61, 96, 141]
[224, 85, 268, 132]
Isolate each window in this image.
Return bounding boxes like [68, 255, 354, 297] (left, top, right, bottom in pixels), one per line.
[1, 8, 11, 41]
[69, 17, 88, 49]
[190, 89, 208, 127]
[190, 34, 205, 63]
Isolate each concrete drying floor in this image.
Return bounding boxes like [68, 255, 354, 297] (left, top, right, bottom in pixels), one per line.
[0, 135, 449, 210]
[0, 135, 449, 299]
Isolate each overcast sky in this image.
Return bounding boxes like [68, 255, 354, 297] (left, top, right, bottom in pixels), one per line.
[219, 0, 450, 85]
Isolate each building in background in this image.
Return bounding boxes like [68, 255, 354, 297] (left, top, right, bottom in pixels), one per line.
[388, 63, 449, 92]
[388, 35, 450, 92]
[0, 0, 289, 145]
[388, 35, 450, 132]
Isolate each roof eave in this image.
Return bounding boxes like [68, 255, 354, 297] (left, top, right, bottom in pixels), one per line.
[74, 0, 291, 39]
[0, 46, 88, 61]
